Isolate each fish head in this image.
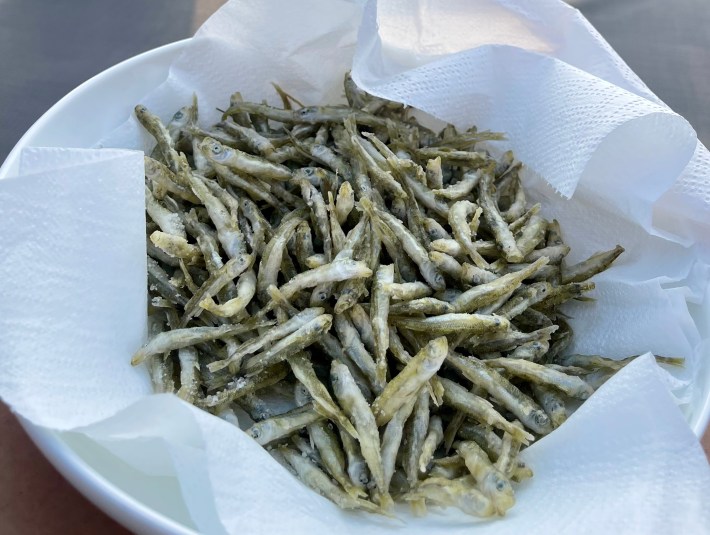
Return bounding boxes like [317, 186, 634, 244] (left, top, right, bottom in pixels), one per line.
[248, 421, 274, 444]
[201, 137, 231, 162]
[311, 288, 330, 304]
[294, 383, 312, 407]
[295, 106, 319, 121]
[531, 410, 552, 434]
[431, 272, 446, 289]
[170, 107, 191, 128]
[481, 472, 515, 514]
[422, 337, 449, 372]
[311, 314, 333, 334]
[143, 156, 160, 177]
[134, 104, 148, 118]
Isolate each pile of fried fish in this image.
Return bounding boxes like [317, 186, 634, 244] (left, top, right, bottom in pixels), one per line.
[133, 73, 679, 518]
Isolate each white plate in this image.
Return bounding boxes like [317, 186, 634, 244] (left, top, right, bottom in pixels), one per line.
[1, 38, 709, 535]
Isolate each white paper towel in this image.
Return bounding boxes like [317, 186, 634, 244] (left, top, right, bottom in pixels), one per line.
[0, 148, 151, 429]
[2, 0, 710, 533]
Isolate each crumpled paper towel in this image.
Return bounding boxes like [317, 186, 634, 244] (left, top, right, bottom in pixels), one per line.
[0, 148, 151, 429]
[2, 0, 710, 533]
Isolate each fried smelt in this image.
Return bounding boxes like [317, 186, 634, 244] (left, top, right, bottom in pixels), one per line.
[370, 337, 448, 426]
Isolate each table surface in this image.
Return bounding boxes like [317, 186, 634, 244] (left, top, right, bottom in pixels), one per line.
[0, 0, 708, 533]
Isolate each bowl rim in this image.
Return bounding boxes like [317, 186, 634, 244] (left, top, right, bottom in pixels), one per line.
[2, 33, 709, 535]
[21, 418, 198, 535]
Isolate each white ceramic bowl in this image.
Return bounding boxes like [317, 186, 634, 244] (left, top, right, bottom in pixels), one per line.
[1, 40, 198, 535]
[1, 39, 709, 535]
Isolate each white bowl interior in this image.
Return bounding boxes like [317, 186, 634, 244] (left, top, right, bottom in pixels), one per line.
[1, 38, 708, 535]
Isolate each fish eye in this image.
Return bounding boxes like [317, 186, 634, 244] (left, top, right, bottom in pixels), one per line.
[535, 412, 549, 426]
[210, 143, 222, 155]
[173, 110, 184, 120]
[250, 428, 260, 438]
[304, 168, 314, 176]
[496, 480, 506, 491]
